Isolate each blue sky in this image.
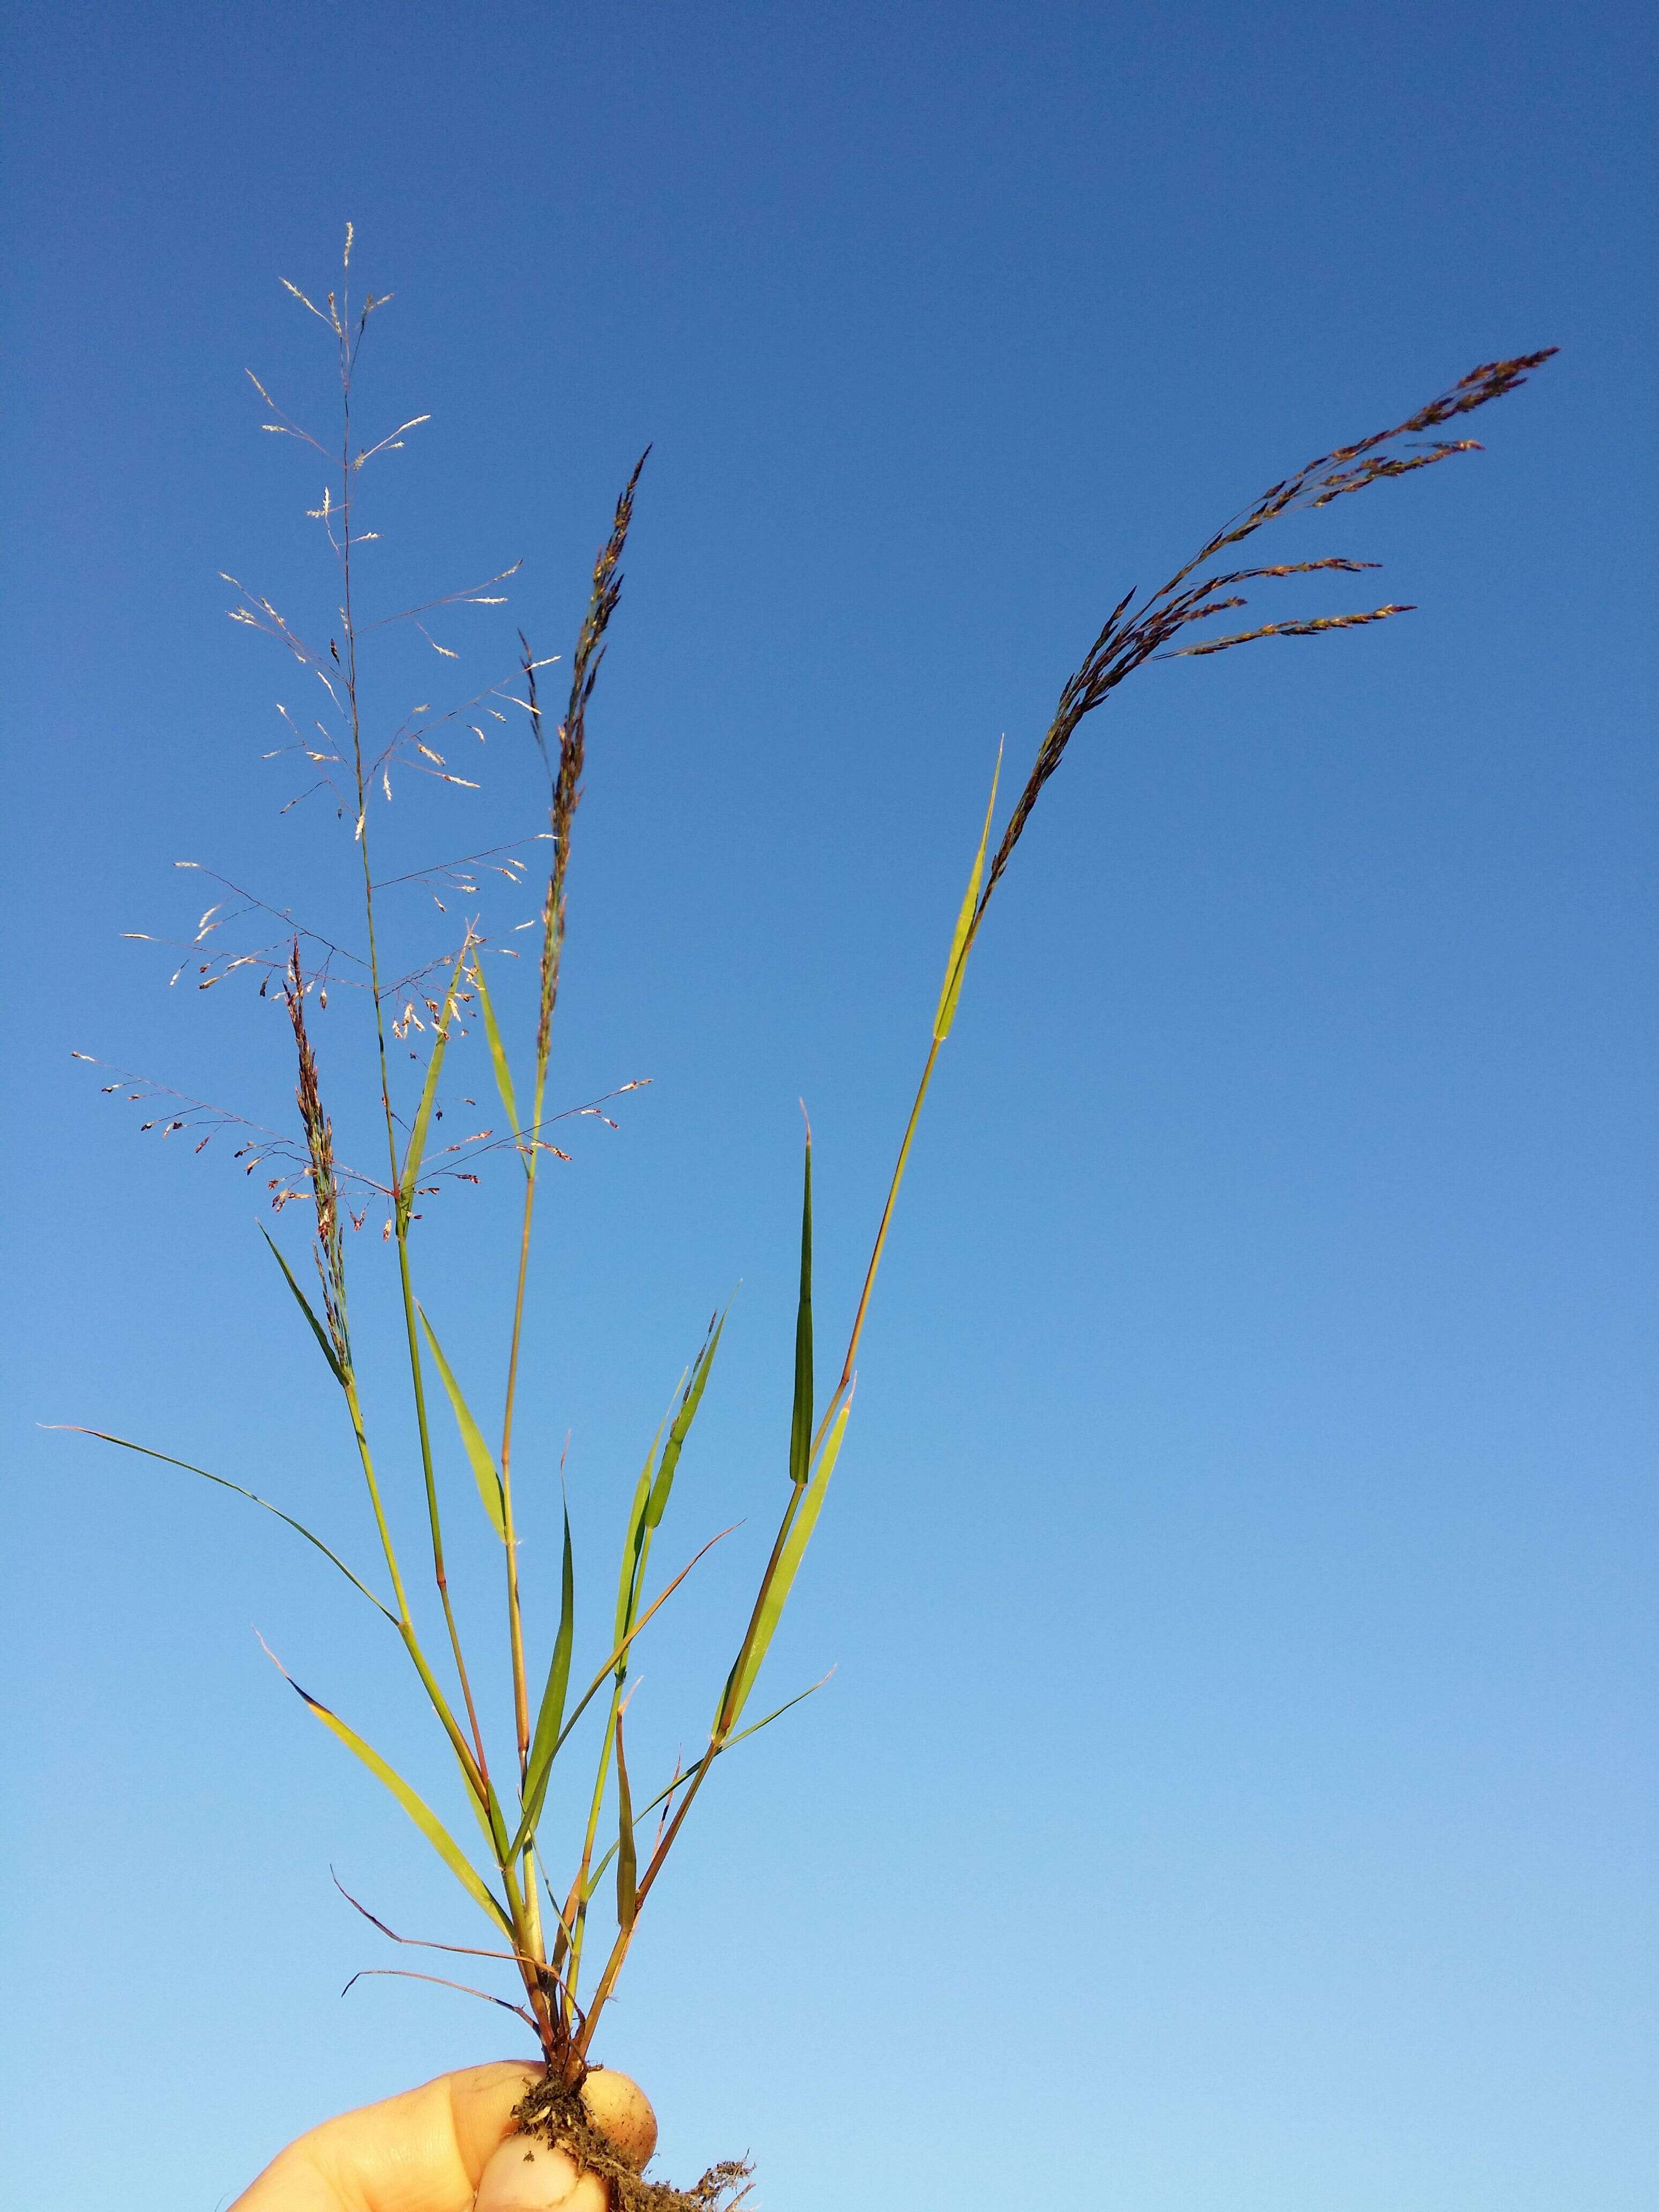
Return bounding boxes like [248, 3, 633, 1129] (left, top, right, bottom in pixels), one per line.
[2, 4, 1654, 2208]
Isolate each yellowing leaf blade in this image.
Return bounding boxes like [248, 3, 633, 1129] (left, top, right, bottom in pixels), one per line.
[261, 1640, 512, 1937]
[723, 1400, 851, 1733]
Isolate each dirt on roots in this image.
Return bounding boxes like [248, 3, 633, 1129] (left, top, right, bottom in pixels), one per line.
[511, 2075, 753, 2211]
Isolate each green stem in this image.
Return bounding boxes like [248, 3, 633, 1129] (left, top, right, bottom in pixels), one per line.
[499, 835, 569, 1780]
[394, 1227, 492, 1780]
[574, 1025, 955, 2057]
[500, 1858, 558, 2063]
[814, 1034, 943, 1454]
[500, 1170, 537, 1780]
[333, 317, 495, 1811]
[338, 1369, 491, 1814]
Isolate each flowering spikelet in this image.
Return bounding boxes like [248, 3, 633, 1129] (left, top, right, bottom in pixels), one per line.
[527, 450, 649, 1071]
[284, 940, 351, 1376]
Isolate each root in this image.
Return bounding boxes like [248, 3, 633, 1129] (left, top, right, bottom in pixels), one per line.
[512, 2076, 753, 2211]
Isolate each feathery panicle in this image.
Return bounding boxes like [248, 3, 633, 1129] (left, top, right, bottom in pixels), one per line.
[979, 349, 1557, 912]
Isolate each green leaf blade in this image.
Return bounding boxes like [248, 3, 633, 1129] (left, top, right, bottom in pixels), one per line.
[615, 1419, 664, 1645]
[399, 940, 472, 1209]
[505, 1520, 734, 1860]
[56, 1426, 395, 1621]
[932, 743, 1003, 1042]
[469, 952, 522, 1171]
[520, 1499, 576, 1845]
[581, 1673, 831, 1895]
[416, 1306, 507, 1540]
[645, 1310, 727, 1533]
[260, 1227, 347, 1388]
[614, 1709, 638, 1934]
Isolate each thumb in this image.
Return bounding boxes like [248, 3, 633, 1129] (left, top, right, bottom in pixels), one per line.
[231, 2060, 542, 2210]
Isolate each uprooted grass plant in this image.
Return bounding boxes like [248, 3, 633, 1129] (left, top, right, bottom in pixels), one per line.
[66, 229, 1552, 2205]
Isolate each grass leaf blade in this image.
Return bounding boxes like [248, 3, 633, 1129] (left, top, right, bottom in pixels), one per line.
[506, 1521, 735, 1859]
[722, 1668, 835, 1753]
[260, 1227, 347, 1388]
[416, 1305, 507, 1540]
[932, 743, 1003, 1042]
[259, 1636, 513, 1936]
[54, 1426, 394, 1620]
[645, 1310, 727, 1531]
[469, 953, 521, 1170]
[582, 1675, 832, 1894]
[615, 1416, 665, 1643]
[724, 1400, 851, 1732]
[614, 1708, 638, 1934]
[399, 940, 471, 1209]
[521, 1497, 576, 1840]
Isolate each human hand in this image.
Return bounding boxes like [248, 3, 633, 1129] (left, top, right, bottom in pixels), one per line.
[228, 2061, 598, 2211]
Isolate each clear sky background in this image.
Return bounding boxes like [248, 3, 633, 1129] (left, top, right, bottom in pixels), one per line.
[2, 5, 1654, 2209]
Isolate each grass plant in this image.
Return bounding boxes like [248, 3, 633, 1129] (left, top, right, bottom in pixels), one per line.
[67, 229, 1552, 2203]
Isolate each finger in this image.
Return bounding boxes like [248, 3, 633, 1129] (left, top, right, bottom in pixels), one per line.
[231, 2061, 541, 2212]
[446, 2064, 547, 2186]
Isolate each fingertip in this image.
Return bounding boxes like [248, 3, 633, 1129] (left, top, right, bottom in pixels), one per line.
[447, 2060, 545, 2183]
